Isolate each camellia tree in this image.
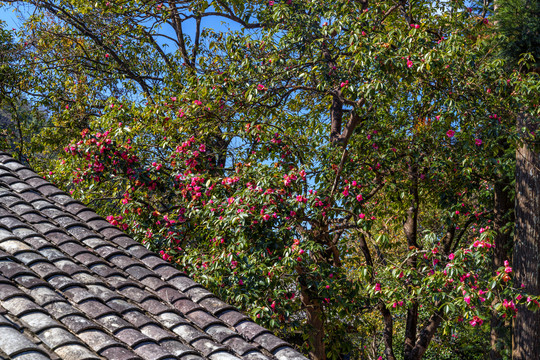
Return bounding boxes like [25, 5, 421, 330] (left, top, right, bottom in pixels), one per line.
[2, 0, 540, 359]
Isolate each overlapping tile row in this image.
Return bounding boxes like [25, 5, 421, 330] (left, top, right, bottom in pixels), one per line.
[0, 152, 307, 360]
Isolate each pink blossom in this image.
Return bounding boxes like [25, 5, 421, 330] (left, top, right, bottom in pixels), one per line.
[446, 130, 455, 138]
[469, 316, 483, 326]
[449, 253, 455, 260]
[475, 138, 482, 146]
[375, 283, 381, 292]
[359, 213, 365, 219]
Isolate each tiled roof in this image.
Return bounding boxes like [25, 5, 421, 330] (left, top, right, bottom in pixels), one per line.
[0, 153, 307, 360]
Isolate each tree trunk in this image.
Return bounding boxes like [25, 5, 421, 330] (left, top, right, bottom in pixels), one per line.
[300, 288, 326, 360]
[403, 164, 420, 360]
[297, 265, 326, 360]
[512, 112, 540, 360]
[379, 303, 397, 360]
[330, 94, 343, 143]
[491, 179, 514, 359]
[409, 308, 444, 360]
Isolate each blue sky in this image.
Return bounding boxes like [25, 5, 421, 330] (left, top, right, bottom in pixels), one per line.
[0, 5, 22, 29]
[0, 2, 245, 45]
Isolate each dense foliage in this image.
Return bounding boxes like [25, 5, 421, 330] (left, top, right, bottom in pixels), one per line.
[1, 0, 539, 359]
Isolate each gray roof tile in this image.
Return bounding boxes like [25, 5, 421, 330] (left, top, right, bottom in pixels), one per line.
[186, 310, 222, 329]
[132, 342, 173, 360]
[124, 310, 157, 329]
[29, 286, 64, 306]
[77, 299, 117, 318]
[152, 265, 181, 280]
[205, 325, 238, 343]
[218, 311, 249, 327]
[54, 343, 100, 360]
[0, 283, 27, 301]
[44, 301, 84, 319]
[77, 329, 121, 353]
[14, 250, 46, 265]
[242, 352, 271, 360]
[19, 311, 61, 332]
[0, 260, 34, 279]
[99, 345, 141, 360]
[251, 334, 288, 353]
[185, 287, 214, 303]
[155, 286, 186, 303]
[173, 298, 202, 314]
[0, 316, 50, 358]
[39, 326, 82, 349]
[159, 339, 197, 357]
[272, 347, 307, 360]
[171, 324, 208, 343]
[190, 338, 226, 357]
[157, 312, 189, 329]
[139, 298, 170, 316]
[61, 314, 101, 333]
[14, 274, 49, 289]
[115, 328, 153, 348]
[2, 296, 43, 316]
[140, 324, 175, 342]
[235, 321, 269, 341]
[10, 352, 51, 360]
[208, 352, 242, 360]
[167, 275, 198, 292]
[198, 298, 234, 316]
[222, 337, 258, 356]
[95, 314, 132, 333]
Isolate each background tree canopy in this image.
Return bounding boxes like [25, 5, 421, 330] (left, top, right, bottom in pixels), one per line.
[1, 0, 539, 359]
